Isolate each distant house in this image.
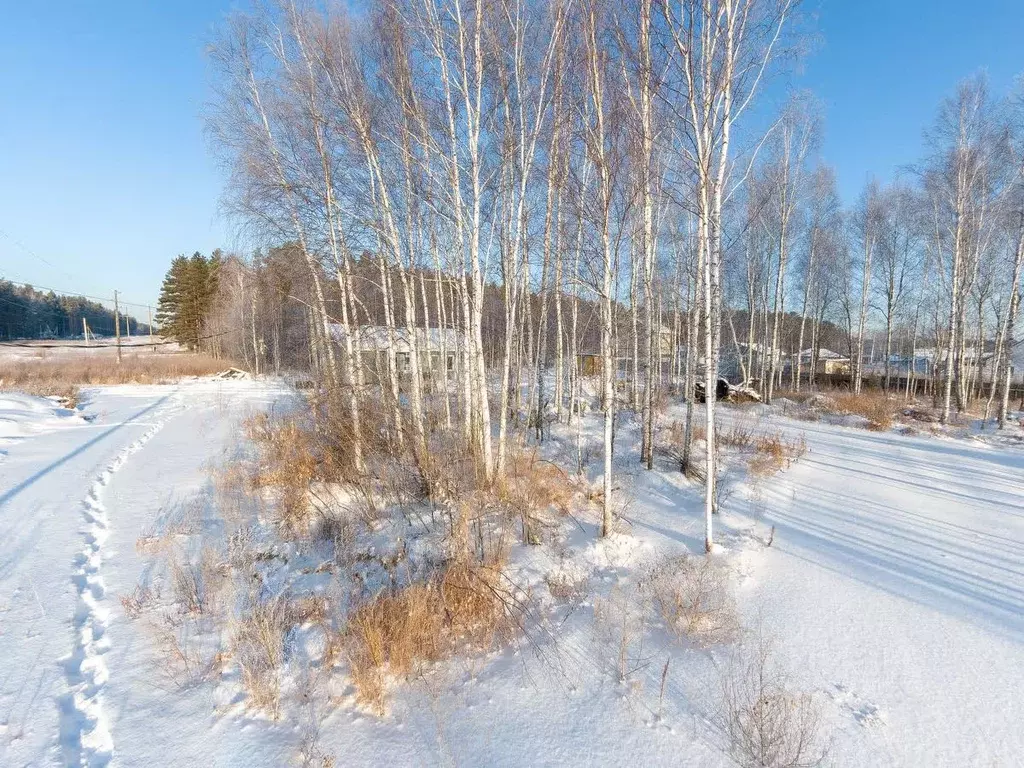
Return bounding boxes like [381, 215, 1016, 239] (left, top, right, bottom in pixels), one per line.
[329, 324, 468, 382]
[576, 324, 677, 378]
[796, 348, 851, 376]
[906, 346, 1009, 380]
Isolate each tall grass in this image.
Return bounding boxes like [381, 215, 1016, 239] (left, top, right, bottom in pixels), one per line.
[828, 392, 899, 431]
[346, 559, 520, 714]
[227, 397, 541, 715]
[0, 350, 233, 403]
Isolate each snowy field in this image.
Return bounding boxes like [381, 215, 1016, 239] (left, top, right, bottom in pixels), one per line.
[0, 379, 1022, 766]
[0, 337, 187, 361]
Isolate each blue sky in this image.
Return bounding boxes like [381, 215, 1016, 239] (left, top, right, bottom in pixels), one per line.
[0, 0, 1022, 313]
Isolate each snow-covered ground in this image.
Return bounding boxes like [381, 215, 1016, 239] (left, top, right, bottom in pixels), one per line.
[729, 408, 1024, 765]
[0, 380, 289, 766]
[1, 380, 1022, 766]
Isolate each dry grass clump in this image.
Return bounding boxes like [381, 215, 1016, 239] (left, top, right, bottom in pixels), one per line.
[1, 380, 81, 406]
[545, 570, 589, 603]
[233, 598, 290, 717]
[416, 430, 482, 503]
[658, 419, 702, 475]
[659, 419, 805, 484]
[719, 421, 758, 449]
[150, 614, 222, 690]
[245, 413, 319, 532]
[592, 582, 653, 682]
[648, 555, 739, 647]
[0, 350, 231, 396]
[790, 409, 822, 423]
[823, 392, 899, 431]
[244, 401, 584, 548]
[497, 450, 577, 544]
[120, 585, 155, 620]
[664, 420, 758, 454]
[345, 559, 521, 714]
[243, 399, 468, 535]
[232, 396, 557, 717]
[772, 390, 815, 405]
[748, 432, 807, 478]
[346, 584, 445, 708]
[722, 636, 827, 768]
[168, 547, 224, 615]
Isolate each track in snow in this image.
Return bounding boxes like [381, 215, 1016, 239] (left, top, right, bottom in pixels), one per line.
[57, 402, 179, 768]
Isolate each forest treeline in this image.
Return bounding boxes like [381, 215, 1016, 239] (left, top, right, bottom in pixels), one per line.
[179, 242, 851, 375]
[0, 280, 144, 340]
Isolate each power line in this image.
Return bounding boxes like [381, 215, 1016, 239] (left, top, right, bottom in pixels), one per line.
[0, 276, 154, 311]
[0, 328, 233, 349]
[0, 227, 83, 284]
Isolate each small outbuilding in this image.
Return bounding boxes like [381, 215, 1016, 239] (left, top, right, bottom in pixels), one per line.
[797, 348, 851, 376]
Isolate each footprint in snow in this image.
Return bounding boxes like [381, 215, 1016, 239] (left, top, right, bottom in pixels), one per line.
[828, 683, 885, 728]
[851, 701, 884, 726]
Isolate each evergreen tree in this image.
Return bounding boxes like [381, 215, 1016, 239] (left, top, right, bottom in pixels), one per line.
[0, 280, 137, 340]
[156, 251, 221, 350]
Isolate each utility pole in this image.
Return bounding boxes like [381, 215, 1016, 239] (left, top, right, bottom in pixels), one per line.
[114, 290, 122, 364]
[82, 317, 89, 345]
[126, 312, 131, 339]
[148, 305, 155, 351]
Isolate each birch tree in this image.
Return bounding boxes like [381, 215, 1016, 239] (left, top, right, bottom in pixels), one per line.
[661, 0, 797, 551]
[874, 181, 923, 393]
[922, 76, 1000, 424]
[764, 96, 817, 402]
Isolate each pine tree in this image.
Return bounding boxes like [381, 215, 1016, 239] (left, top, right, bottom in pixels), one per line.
[157, 252, 221, 350]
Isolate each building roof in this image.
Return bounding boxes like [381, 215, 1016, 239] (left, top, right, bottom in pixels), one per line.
[797, 348, 850, 361]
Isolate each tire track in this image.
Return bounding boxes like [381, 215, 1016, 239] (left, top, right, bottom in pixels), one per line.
[57, 401, 180, 767]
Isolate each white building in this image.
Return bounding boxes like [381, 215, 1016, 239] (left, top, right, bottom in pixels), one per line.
[329, 324, 468, 381]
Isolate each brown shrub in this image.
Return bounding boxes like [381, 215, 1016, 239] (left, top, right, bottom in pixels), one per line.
[245, 413, 319, 533]
[772, 390, 815, 405]
[120, 585, 155, 620]
[168, 548, 222, 615]
[346, 584, 445, 711]
[748, 431, 807, 478]
[648, 555, 739, 647]
[828, 392, 899, 431]
[657, 419, 701, 476]
[345, 561, 521, 714]
[722, 635, 828, 768]
[416, 430, 481, 503]
[592, 583, 653, 681]
[497, 450, 577, 544]
[242, 399, 470, 534]
[150, 613, 221, 690]
[545, 570, 589, 603]
[659, 419, 803, 485]
[719, 421, 758, 449]
[288, 595, 330, 627]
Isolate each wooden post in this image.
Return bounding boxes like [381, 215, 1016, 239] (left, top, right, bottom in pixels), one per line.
[148, 305, 155, 351]
[114, 290, 122, 364]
